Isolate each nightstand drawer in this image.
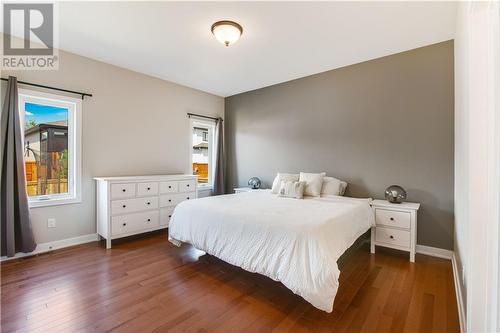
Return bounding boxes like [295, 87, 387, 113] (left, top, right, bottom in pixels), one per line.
[375, 227, 410, 248]
[375, 208, 411, 229]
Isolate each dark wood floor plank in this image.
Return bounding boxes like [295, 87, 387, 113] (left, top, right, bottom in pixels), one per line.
[1, 232, 459, 333]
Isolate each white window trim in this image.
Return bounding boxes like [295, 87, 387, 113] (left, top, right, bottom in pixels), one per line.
[19, 89, 82, 208]
[189, 117, 216, 190]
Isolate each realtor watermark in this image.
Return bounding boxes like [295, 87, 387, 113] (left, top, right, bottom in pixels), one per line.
[2, 2, 59, 70]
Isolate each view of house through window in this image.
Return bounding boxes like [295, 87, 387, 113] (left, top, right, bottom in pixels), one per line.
[192, 120, 215, 186]
[23, 102, 69, 197]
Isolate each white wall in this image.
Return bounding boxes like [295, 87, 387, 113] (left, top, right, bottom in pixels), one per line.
[1, 42, 224, 245]
[454, 2, 500, 332]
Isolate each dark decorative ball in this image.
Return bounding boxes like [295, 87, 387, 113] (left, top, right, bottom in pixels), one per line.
[385, 185, 407, 204]
[248, 177, 261, 189]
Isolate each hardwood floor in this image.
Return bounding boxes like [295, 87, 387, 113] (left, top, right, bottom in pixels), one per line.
[1, 232, 459, 332]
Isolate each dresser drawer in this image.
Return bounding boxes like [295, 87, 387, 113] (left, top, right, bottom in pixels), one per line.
[160, 181, 178, 194]
[375, 227, 411, 248]
[111, 211, 159, 236]
[160, 207, 175, 226]
[110, 183, 136, 199]
[111, 197, 159, 215]
[137, 182, 159, 196]
[375, 208, 411, 229]
[178, 180, 196, 193]
[159, 192, 195, 207]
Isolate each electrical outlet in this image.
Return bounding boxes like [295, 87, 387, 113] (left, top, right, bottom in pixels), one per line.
[47, 218, 56, 228]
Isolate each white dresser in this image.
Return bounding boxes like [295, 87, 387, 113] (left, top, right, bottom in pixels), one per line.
[94, 175, 197, 249]
[370, 199, 420, 262]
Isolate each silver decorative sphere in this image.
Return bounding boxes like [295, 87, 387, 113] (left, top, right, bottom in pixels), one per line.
[248, 177, 261, 189]
[385, 185, 407, 203]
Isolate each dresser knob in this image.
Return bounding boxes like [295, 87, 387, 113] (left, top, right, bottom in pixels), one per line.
[147, 187, 151, 190]
[390, 217, 394, 221]
[122, 223, 127, 226]
[187, 197, 190, 200]
[187, 184, 190, 187]
[168, 199, 172, 202]
[168, 215, 172, 218]
[147, 202, 151, 205]
[122, 205, 126, 208]
[169, 186, 172, 189]
[147, 218, 151, 222]
[390, 235, 394, 239]
[122, 189, 126, 192]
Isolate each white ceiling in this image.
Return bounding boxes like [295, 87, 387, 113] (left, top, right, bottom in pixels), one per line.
[59, 2, 456, 96]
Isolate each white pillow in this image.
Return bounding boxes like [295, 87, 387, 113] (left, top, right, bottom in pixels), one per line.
[277, 181, 306, 199]
[339, 181, 348, 195]
[321, 177, 342, 196]
[299, 172, 325, 197]
[271, 173, 299, 194]
[321, 176, 348, 196]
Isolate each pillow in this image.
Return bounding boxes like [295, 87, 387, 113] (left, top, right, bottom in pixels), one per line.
[299, 172, 325, 197]
[321, 176, 342, 196]
[271, 173, 299, 194]
[339, 181, 348, 195]
[277, 181, 306, 199]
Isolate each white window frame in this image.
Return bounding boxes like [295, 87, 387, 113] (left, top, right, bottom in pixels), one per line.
[19, 89, 82, 208]
[189, 118, 216, 189]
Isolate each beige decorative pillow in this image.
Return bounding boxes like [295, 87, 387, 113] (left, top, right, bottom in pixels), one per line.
[339, 181, 348, 195]
[321, 176, 342, 196]
[299, 172, 325, 197]
[321, 176, 348, 196]
[271, 173, 299, 194]
[278, 181, 306, 199]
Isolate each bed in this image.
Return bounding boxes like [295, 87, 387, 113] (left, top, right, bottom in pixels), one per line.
[168, 189, 375, 312]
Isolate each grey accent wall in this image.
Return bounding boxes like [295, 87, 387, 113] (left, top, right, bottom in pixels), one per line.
[225, 41, 454, 250]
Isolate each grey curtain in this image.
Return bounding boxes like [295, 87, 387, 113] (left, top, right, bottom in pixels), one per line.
[1, 76, 37, 257]
[213, 117, 225, 195]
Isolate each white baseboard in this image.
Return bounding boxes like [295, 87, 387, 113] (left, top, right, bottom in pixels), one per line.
[0, 233, 99, 262]
[416, 244, 453, 260]
[452, 253, 466, 333]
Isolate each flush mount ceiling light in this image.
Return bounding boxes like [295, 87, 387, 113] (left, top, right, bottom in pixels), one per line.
[211, 20, 243, 47]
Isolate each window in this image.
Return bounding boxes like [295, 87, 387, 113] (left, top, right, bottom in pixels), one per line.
[191, 119, 215, 188]
[19, 89, 82, 207]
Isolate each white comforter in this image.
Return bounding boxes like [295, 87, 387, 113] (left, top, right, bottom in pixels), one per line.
[168, 190, 374, 312]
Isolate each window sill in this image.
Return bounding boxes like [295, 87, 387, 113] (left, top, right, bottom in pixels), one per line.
[29, 197, 82, 209]
[197, 184, 213, 191]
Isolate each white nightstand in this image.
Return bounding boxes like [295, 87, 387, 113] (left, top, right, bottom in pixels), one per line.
[370, 199, 420, 262]
[234, 187, 265, 193]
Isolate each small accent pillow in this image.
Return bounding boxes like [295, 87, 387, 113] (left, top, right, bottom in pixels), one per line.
[278, 181, 306, 199]
[299, 172, 325, 197]
[321, 176, 342, 196]
[271, 173, 299, 194]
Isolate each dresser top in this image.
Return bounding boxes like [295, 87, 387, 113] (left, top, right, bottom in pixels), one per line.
[94, 174, 197, 182]
[371, 199, 420, 210]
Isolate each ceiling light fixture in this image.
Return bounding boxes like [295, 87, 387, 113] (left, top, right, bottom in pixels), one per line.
[211, 20, 243, 47]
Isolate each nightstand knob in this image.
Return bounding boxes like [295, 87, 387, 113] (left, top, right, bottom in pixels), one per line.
[187, 184, 190, 187]
[122, 205, 126, 208]
[122, 223, 127, 226]
[169, 186, 172, 189]
[390, 235, 394, 239]
[390, 217, 394, 221]
[147, 187, 151, 190]
[147, 202, 151, 205]
[122, 189, 126, 192]
[147, 218, 151, 222]
[168, 215, 172, 218]
[168, 199, 172, 202]
[187, 197, 190, 200]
